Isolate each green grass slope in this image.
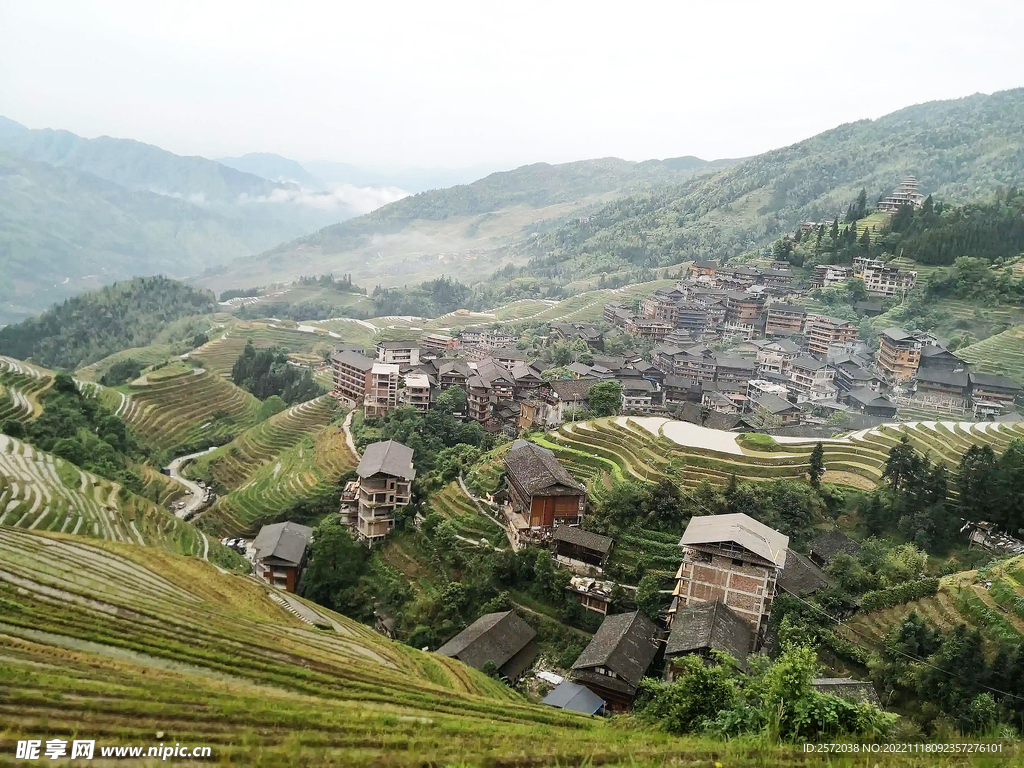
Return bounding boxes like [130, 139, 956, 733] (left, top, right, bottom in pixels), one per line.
[0, 434, 209, 558]
[958, 325, 1024, 385]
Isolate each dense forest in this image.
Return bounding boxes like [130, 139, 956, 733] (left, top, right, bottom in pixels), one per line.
[369, 277, 477, 317]
[0, 276, 217, 369]
[230, 341, 323, 404]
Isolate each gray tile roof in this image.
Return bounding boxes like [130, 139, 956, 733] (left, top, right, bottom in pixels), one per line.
[504, 440, 585, 497]
[808, 530, 860, 564]
[553, 525, 614, 555]
[790, 356, 828, 371]
[754, 393, 799, 415]
[572, 611, 659, 689]
[680, 513, 789, 568]
[331, 349, 374, 371]
[846, 388, 895, 408]
[970, 372, 1023, 391]
[778, 550, 830, 597]
[542, 681, 605, 714]
[357, 440, 416, 481]
[435, 610, 537, 674]
[916, 368, 969, 387]
[550, 378, 599, 401]
[881, 327, 914, 342]
[665, 599, 752, 669]
[252, 522, 313, 567]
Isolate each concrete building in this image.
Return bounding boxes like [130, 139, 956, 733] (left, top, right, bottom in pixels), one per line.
[809, 264, 853, 289]
[788, 357, 837, 402]
[419, 332, 459, 356]
[669, 513, 789, 643]
[331, 349, 374, 405]
[853, 258, 917, 299]
[375, 340, 420, 366]
[365, 363, 400, 417]
[876, 175, 925, 213]
[400, 373, 431, 413]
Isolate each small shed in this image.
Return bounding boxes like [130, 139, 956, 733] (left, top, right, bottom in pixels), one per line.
[807, 530, 861, 568]
[778, 550, 831, 598]
[553, 526, 614, 568]
[812, 677, 882, 707]
[541, 681, 606, 715]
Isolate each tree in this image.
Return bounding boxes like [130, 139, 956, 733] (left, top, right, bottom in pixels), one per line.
[588, 381, 622, 417]
[301, 517, 370, 617]
[808, 443, 825, 488]
[636, 574, 662, 620]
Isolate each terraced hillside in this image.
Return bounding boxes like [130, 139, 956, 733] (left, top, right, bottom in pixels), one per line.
[200, 424, 358, 537]
[958, 325, 1024, 385]
[0, 355, 53, 423]
[429, 481, 507, 545]
[538, 416, 1024, 494]
[192, 322, 332, 376]
[844, 555, 1024, 650]
[107, 368, 263, 452]
[188, 395, 340, 491]
[0, 434, 209, 558]
[74, 343, 178, 382]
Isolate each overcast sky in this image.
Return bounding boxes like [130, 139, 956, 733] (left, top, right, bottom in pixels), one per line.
[2, 1, 1022, 172]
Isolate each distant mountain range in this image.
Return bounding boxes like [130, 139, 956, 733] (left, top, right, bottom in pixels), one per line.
[201, 88, 1024, 298]
[0, 118, 398, 324]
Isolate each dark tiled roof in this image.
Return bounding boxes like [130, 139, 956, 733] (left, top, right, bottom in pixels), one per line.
[331, 349, 374, 371]
[435, 610, 537, 673]
[970, 372, 1023, 391]
[550, 378, 599, 401]
[553, 525, 614, 555]
[504, 440, 585, 497]
[767, 304, 805, 314]
[808, 530, 861, 564]
[357, 440, 416, 481]
[252, 522, 313, 567]
[812, 678, 881, 707]
[755, 393, 799, 415]
[916, 369, 968, 387]
[778, 550, 830, 597]
[665, 599, 752, 669]
[846, 388, 895, 408]
[572, 611, 659, 690]
[790, 356, 828, 371]
[881, 327, 914, 342]
[378, 340, 419, 350]
[542, 681, 605, 714]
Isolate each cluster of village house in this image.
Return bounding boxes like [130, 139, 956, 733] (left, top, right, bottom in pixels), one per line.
[328, 255, 1020, 447]
[245, 437, 879, 715]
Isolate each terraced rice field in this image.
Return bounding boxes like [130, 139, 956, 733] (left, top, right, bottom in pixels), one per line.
[429, 482, 506, 544]
[74, 343, 178, 382]
[200, 424, 358, 536]
[188, 396, 340, 491]
[538, 416, 1024, 493]
[192, 322, 330, 376]
[844, 556, 1024, 650]
[854, 211, 892, 242]
[0, 356, 52, 423]
[111, 369, 263, 452]
[0, 435, 207, 557]
[2, 528, 857, 767]
[958, 325, 1024, 385]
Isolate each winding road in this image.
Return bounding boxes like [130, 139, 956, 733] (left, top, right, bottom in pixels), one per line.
[165, 447, 217, 519]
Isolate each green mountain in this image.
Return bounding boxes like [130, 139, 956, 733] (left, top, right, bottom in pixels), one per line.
[521, 88, 1024, 285]
[0, 275, 216, 369]
[0, 119, 368, 324]
[197, 156, 722, 294]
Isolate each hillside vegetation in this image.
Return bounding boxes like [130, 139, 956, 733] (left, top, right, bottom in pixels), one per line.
[0, 276, 216, 369]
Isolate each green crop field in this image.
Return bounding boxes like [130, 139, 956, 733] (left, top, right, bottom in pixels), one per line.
[192, 321, 332, 376]
[958, 325, 1024, 385]
[111, 369, 263, 452]
[0, 356, 52, 422]
[4, 527, 922, 767]
[188, 395, 340, 491]
[199, 423, 358, 536]
[74, 343, 179, 382]
[429, 481, 507, 545]
[855, 211, 892, 242]
[0, 434, 210, 557]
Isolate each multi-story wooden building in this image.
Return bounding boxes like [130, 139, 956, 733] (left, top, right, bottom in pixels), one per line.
[250, 521, 314, 593]
[331, 349, 375, 405]
[723, 291, 764, 324]
[877, 327, 922, 382]
[419, 332, 459, 356]
[348, 440, 415, 544]
[764, 304, 806, 337]
[804, 314, 859, 357]
[809, 264, 853, 289]
[669, 513, 789, 645]
[503, 440, 586, 539]
[570, 611, 660, 712]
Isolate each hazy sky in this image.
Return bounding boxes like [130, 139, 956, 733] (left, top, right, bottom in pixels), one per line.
[2, 1, 1022, 171]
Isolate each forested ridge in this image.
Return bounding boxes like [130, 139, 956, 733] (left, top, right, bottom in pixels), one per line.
[0, 276, 216, 369]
